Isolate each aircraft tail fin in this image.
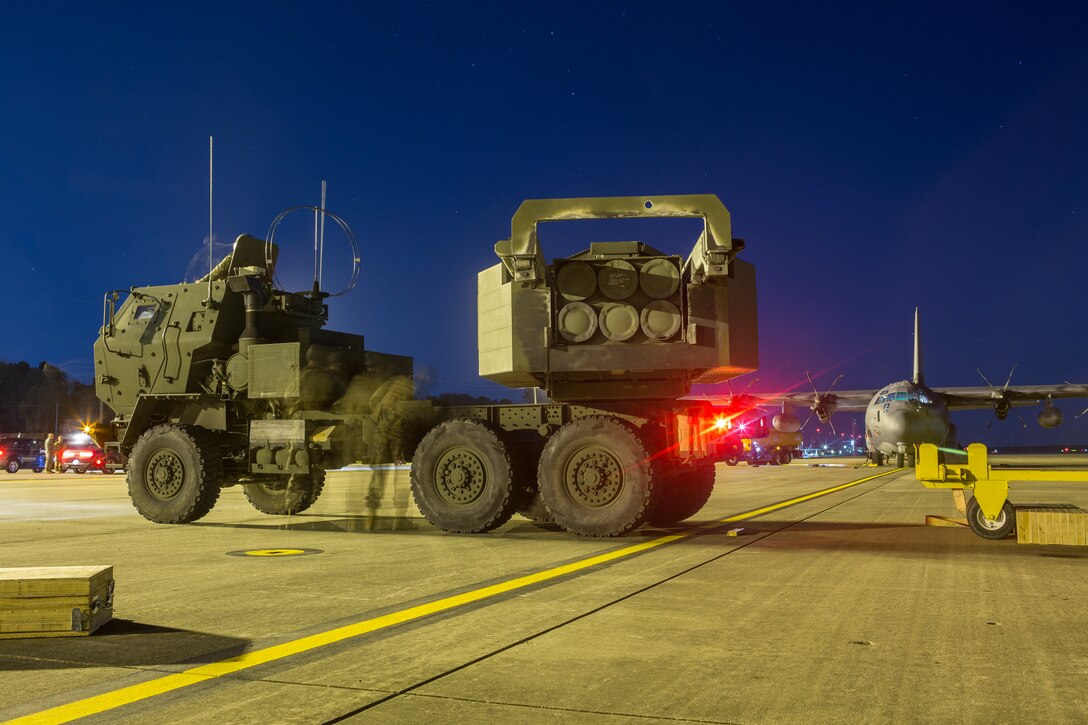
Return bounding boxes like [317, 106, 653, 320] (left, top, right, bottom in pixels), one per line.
[912, 307, 924, 386]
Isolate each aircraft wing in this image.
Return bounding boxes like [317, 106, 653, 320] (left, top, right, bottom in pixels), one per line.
[693, 389, 876, 412]
[934, 383, 1088, 410]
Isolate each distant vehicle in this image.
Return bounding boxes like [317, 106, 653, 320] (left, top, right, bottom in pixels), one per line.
[58, 438, 107, 474]
[713, 416, 801, 467]
[0, 437, 44, 473]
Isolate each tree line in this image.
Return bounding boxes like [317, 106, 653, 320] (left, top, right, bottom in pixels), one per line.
[0, 361, 99, 437]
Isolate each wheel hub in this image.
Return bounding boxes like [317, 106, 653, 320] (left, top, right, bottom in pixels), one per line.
[145, 449, 185, 500]
[563, 447, 623, 507]
[975, 509, 1006, 530]
[434, 448, 486, 505]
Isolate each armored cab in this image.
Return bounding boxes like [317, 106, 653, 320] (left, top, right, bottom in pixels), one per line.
[92, 231, 400, 524]
[478, 195, 757, 401]
[95, 234, 366, 453]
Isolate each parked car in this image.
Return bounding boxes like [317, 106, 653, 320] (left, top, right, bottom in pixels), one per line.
[0, 437, 45, 473]
[58, 441, 107, 474]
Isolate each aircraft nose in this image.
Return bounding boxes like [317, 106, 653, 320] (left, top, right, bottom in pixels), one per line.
[882, 409, 910, 442]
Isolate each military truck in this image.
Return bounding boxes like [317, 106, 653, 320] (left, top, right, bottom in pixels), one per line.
[92, 195, 757, 537]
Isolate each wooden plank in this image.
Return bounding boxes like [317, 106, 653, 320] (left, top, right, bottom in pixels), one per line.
[1016, 509, 1032, 543]
[925, 515, 968, 528]
[0, 602, 112, 638]
[0, 566, 112, 598]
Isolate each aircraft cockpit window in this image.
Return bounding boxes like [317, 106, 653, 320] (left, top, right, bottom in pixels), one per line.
[918, 393, 930, 404]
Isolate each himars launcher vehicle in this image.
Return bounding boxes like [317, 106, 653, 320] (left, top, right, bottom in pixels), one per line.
[92, 195, 757, 537]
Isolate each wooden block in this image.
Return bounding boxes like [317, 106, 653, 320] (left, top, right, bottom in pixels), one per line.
[0, 566, 113, 638]
[951, 489, 967, 515]
[0, 566, 113, 598]
[1013, 506, 1088, 546]
[925, 515, 968, 527]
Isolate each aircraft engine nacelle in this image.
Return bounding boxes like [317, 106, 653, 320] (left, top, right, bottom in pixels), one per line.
[993, 397, 1011, 420]
[772, 412, 802, 433]
[813, 403, 837, 424]
[1038, 403, 1063, 429]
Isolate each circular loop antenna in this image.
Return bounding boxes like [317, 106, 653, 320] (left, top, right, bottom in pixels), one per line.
[264, 206, 361, 297]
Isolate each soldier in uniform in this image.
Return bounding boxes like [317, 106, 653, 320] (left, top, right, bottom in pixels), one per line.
[365, 373, 417, 530]
[43, 433, 55, 474]
[52, 435, 65, 472]
[299, 346, 346, 411]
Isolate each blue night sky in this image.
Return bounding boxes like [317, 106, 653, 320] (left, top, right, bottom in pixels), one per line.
[2, 2, 1087, 446]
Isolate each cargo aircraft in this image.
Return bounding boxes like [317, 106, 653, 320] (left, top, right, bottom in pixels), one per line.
[707, 309, 1088, 467]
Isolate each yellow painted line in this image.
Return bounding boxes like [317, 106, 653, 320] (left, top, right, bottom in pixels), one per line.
[717, 468, 903, 524]
[8, 467, 900, 724]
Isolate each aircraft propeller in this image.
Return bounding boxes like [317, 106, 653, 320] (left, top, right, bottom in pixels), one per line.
[724, 375, 760, 406]
[801, 371, 843, 434]
[978, 364, 1027, 429]
[1064, 381, 1088, 419]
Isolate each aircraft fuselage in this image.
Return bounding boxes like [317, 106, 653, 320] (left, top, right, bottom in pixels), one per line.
[864, 380, 950, 460]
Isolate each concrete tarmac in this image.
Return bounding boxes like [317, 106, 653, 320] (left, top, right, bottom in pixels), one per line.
[1, 458, 1087, 723]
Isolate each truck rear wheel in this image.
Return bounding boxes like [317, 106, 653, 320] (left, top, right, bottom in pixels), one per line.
[538, 416, 659, 537]
[647, 462, 715, 527]
[411, 420, 517, 533]
[244, 469, 326, 515]
[127, 425, 223, 523]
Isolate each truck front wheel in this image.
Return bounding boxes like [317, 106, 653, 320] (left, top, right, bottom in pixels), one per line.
[538, 417, 659, 537]
[411, 420, 518, 533]
[127, 425, 223, 524]
[244, 469, 326, 515]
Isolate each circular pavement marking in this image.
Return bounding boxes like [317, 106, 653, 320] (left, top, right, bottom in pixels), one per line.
[226, 548, 324, 557]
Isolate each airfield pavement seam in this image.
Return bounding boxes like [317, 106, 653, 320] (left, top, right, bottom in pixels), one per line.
[382, 690, 751, 724]
[5, 468, 904, 725]
[320, 469, 905, 722]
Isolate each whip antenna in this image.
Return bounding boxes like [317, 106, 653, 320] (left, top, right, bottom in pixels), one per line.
[312, 180, 327, 296]
[207, 136, 214, 305]
[319, 180, 326, 289]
